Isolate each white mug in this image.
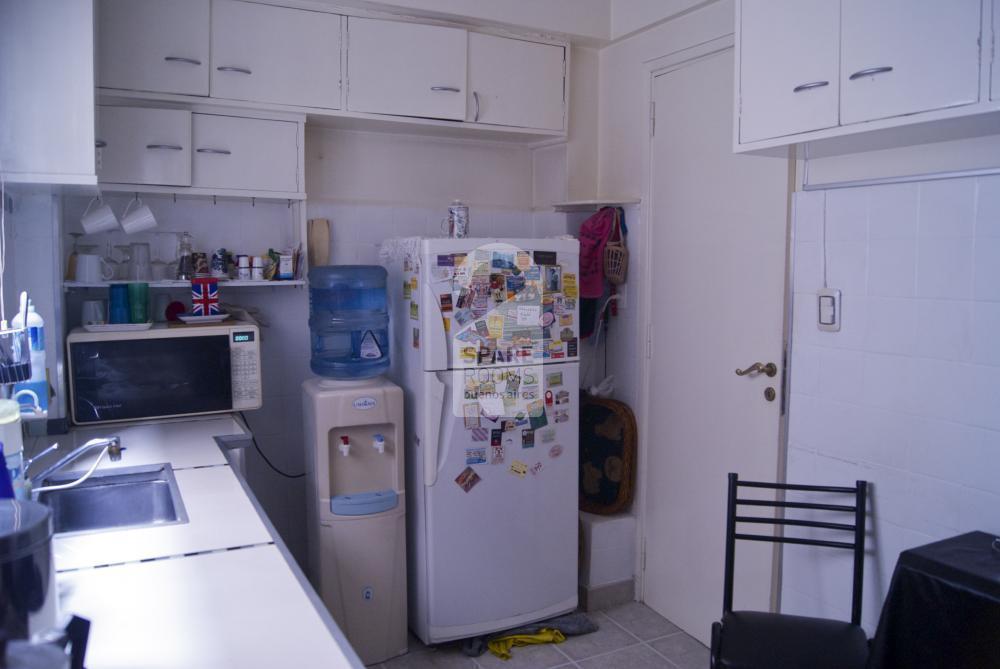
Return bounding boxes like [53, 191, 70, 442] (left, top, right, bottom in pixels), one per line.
[80, 300, 106, 325]
[80, 198, 119, 235]
[121, 198, 157, 234]
[74, 254, 114, 283]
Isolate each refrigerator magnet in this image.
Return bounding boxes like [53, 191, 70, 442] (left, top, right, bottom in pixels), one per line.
[546, 372, 563, 387]
[543, 266, 562, 292]
[490, 429, 503, 446]
[465, 448, 487, 465]
[522, 430, 535, 448]
[516, 252, 531, 270]
[548, 444, 563, 458]
[530, 462, 543, 476]
[437, 254, 454, 267]
[491, 252, 515, 271]
[529, 411, 548, 431]
[545, 390, 554, 406]
[525, 266, 541, 281]
[463, 404, 481, 429]
[412, 328, 420, 349]
[567, 338, 578, 357]
[539, 429, 556, 444]
[439, 294, 453, 312]
[560, 327, 575, 341]
[455, 467, 482, 493]
[563, 273, 578, 299]
[533, 250, 557, 265]
[403, 280, 412, 299]
[410, 302, 419, 320]
[470, 427, 489, 442]
[555, 390, 570, 405]
[491, 443, 505, 465]
[554, 410, 569, 424]
[509, 460, 528, 478]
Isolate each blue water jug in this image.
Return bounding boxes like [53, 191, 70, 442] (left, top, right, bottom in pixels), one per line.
[308, 265, 390, 379]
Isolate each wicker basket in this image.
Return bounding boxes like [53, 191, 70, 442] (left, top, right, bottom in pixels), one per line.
[603, 209, 629, 284]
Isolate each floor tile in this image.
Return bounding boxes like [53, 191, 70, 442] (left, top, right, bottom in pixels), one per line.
[556, 615, 639, 660]
[601, 603, 680, 641]
[577, 644, 673, 669]
[475, 642, 569, 669]
[649, 633, 709, 669]
[382, 643, 478, 669]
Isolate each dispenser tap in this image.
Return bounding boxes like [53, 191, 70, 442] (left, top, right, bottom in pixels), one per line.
[338, 435, 350, 457]
[372, 434, 385, 454]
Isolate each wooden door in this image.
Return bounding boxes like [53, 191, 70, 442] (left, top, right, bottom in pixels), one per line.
[346, 18, 467, 120]
[643, 48, 788, 644]
[840, 0, 981, 124]
[738, 0, 840, 143]
[467, 33, 565, 131]
[97, 0, 210, 96]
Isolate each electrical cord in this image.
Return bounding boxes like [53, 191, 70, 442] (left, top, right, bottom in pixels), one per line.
[239, 411, 305, 479]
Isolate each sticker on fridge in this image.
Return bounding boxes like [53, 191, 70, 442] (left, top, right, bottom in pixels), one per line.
[463, 403, 481, 429]
[410, 301, 419, 320]
[491, 443, 505, 465]
[455, 466, 482, 493]
[465, 448, 487, 465]
[522, 430, 535, 448]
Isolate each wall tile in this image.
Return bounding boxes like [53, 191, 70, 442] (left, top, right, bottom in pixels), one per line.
[826, 241, 868, 296]
[862, 352, 916, 414]
[789, 344, 821, 397]
[867, 239, 916, 297]
[817, 348, 866, 405]
[865, 297, 918, 356]
[793, 191, 825, 242]
[975, 175, 1000, 237]
[825, 188, 868, 242]
[973, 237, 1000, 301]
[919, 178, 976, 238]
[913, 300, 972, 362]
[971, 302, 1000, 366]
[793, 241, 823, 294]
[868, 183, 919, 240]
[916, 237, 974, 299]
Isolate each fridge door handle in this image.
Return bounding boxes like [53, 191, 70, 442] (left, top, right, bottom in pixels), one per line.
[422, 265, 450, 371]
[425, 370, 448, 487]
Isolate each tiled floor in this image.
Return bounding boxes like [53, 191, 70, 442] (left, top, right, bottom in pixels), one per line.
[369, 603, 709, 669]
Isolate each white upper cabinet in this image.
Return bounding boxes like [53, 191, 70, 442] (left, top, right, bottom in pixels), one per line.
[841, 0, 982, 124]
[192, 114, 298, 192]
[467, 34, 565, 131]
[738, 0, 840, 143]
[347, 18, 467, 120]
[97, 0, 210, 96]
[97, 107, 192, 187]
[211, 0, 341, 110]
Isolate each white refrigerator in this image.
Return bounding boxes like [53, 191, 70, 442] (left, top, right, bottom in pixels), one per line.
[387, 237, 580, 644]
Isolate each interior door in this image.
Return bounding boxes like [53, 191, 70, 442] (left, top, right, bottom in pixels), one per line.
[467, 33, 565, 131]
[643, 48, 788, 644]
[840, 0, 981, 124]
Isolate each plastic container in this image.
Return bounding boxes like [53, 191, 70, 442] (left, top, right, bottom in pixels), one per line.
[0, 401, 25, 500]
[11, 303, 47, 414]
[309, 266, 390, 379]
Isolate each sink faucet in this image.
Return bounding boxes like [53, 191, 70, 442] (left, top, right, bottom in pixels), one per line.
[28, 437, 123, 488]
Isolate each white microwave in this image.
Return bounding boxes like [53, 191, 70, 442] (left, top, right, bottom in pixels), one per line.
[66, 322, 262, 425]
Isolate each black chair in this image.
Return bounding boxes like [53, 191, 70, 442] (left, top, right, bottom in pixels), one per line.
[710, 473, 870, 669]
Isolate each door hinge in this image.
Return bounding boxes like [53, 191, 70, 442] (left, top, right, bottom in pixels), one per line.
[649, 101, 656, 137]
[645, 322, 652, 359]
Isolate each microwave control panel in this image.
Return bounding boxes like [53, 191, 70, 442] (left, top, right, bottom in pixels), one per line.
[231, 329, 263, 410]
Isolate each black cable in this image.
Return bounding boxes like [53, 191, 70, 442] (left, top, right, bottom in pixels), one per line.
[239, 411, 305, 479]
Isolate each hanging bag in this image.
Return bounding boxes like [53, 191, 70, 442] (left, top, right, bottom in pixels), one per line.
[603, 209, 629, 285]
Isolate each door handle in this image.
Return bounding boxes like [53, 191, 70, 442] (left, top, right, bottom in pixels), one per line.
[735, 362, 777, 377]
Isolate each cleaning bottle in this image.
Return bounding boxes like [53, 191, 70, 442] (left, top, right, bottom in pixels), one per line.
[11, 301, 48, 414]
[0, 401, 25, 499]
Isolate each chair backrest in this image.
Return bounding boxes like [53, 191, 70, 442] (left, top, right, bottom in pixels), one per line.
[722, 472, 868, 625]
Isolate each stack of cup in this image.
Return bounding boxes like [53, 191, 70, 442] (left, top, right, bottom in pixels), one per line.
[108, 283, 150, 324]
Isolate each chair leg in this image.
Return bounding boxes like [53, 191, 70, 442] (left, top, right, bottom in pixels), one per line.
[710, 621, 722, 669]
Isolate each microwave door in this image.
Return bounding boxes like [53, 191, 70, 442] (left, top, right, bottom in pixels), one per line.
[70, 335, 234, 424]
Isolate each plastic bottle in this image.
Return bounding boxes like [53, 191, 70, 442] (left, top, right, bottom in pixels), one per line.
[11, 302, 47, 413]
[308, 265, 390, 379]
[0, 400, 25, 499]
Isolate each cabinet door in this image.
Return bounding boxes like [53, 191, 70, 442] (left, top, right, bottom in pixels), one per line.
[841, 0, 981, 124]
[738, 0, 840, 143]
[97, 0, 210, 96]
[97, 107, 192, 187]
[467, 33, 565, 131]
[347, 18, 467, 120]
[192, 114, 298, 192]
[211, 0, 340, 110]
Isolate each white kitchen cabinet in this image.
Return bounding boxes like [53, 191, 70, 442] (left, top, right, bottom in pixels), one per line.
[0, 0, 95, 185]
[467, 33, 565, 131]
[192, 114, 298, 192]
[97, 0, 210, 96]
[211, 0, 340, 110]
[97, 107, 192, 187]
[840, 0, 981, 124]
[347, 18, 467, 121]
[737, 0, 840, 143]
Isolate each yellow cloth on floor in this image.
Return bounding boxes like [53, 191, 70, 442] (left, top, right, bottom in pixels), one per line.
[487, 628, 567, 660]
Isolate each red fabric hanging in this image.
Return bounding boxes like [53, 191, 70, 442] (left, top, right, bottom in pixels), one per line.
[578, 207, 616, 299]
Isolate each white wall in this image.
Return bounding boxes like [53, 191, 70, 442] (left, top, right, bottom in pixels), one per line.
[610, 0, 709, 40]
[785, 175, 1000, 631]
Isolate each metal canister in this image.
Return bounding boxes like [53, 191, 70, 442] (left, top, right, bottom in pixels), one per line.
[210, 248, 228, 278]
[448, 200, 470, 238]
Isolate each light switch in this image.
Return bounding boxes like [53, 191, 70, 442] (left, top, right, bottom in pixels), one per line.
[817, 288, 841, 332]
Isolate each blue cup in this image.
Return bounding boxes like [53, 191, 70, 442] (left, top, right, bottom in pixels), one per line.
[109, 284, 131, 324]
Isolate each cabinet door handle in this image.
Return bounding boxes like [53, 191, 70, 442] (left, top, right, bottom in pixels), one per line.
[849, 66, 893, 81]
[95, 140, 107, 148]
[473, 91, 480, 122]
[217, 66, 252, 75]
[164, 56, 202, 66]
[196, 148, 232, 155]
[792, 81, 830, 93]
[430, 86, 461, 93]
[146, 144, 183, 151]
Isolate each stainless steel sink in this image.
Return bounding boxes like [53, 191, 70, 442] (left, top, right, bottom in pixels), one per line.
[37, 463, 189, 535]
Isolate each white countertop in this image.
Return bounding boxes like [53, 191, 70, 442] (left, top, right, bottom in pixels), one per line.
[45, 416, 363, 669]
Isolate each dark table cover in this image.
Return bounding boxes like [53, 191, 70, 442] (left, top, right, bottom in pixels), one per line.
[868, 531, 1000, 669]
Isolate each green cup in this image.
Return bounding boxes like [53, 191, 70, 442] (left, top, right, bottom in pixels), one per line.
[128, 282, 149, 323]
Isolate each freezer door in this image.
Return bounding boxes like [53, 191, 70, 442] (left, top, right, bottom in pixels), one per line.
[419, 240, 580, 372]
[420, 362, 579, 640]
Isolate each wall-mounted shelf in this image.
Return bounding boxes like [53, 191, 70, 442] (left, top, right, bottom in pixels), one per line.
[98, 183, 306, 204]
[64, 280, 305, 290]
[551, 199, 641, 213]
